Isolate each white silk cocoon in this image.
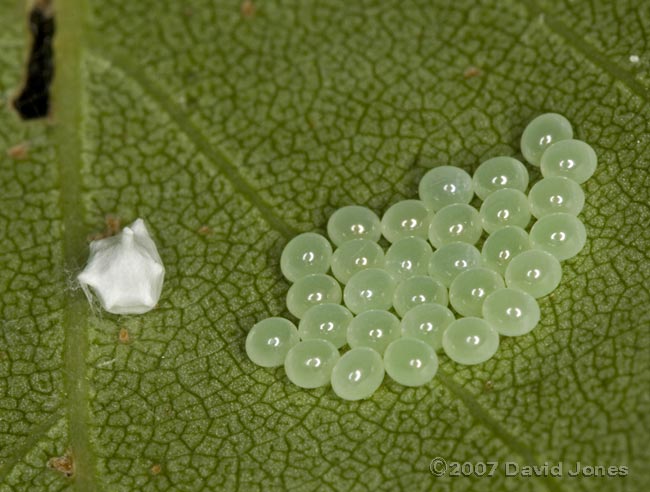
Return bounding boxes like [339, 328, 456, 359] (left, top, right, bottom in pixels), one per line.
[78, 218, 165, 314]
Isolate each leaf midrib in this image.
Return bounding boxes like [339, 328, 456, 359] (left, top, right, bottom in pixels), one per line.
[56, 0, 97, 490]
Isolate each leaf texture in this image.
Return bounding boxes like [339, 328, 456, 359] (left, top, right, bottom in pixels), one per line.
[0, 0, 649, 491]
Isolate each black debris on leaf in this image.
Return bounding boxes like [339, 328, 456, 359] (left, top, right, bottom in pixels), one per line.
[13, 2, 55, 120]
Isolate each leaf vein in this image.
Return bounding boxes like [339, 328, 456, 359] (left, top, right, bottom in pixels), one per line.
[87, 45, 299, 241]
[522, 0, 650, 101]
[0, 413, 64, 482]
[436, 368, 566, 492]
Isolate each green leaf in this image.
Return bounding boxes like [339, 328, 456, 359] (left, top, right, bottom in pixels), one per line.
[1, 0, 649, 490]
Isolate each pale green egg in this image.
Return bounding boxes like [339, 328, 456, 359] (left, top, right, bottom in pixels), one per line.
[286, 274, 342, 318]
[520, 113, 573, 166]
[343, 268, 397, 314]
[529, 212, 587, 261]
[472, 156, 529, 200]
[331, 347, 385, 400]
[449, 267, 505, 317]
[384, 236, 432, 280]
[381, 199, 431, 243]
[505, 249, 562, 298]
[392, 275, 448, 317]
[540, 139, 597, 184]
[428, 203, 482, 248]
[330, 239, 385, 283]
[482, 288, 540, 336]
[284, 339, 340, 388]
[528, 176, 585, 218]
[427, 241, 482, 287]
[280, 232, 333, 282]
[442, 317, 500, 365]
[327, 205, 381, 246]
[298, 303, 353, 348]
[246, 317, 299, 367]
[347, 309, 401, 354]
[383, 337, 439, 387]
[418, 166, 473, 211]
[479, 188, 531, 234]
[481, 226, 530, 275]
[400, 303, 455, 352]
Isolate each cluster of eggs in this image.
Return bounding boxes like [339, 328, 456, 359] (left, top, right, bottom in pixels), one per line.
[246, 113, 596, 400]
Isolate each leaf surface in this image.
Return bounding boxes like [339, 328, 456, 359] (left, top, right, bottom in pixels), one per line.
[1, 0, 649, 491]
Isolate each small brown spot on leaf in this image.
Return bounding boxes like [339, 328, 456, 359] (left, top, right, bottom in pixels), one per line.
[150, 463, 162, 475]
[463, 66, 482, 79]
[484, 380, 494, 391]
[241, 0, 256, 18]
[87, 214, 122, 241]
[105, 215, 121, 235]
[198, 225, 212, 236]
[7, 142, 30, 160]
[47, 451, 74, 477]
[118, 327, 130, 344]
